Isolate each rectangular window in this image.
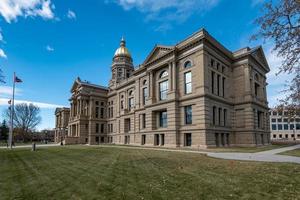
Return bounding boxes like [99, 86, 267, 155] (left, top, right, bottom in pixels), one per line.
[223, 109, 227, 126]
[95, 107, 99, 118]
[159, 81, 168, 100]
[185, 105, 192, 124]
[217, 74, 220, 96]
[272, 124, 277, 130]
[142, 114, 146, 129]
[296, 124, 300, 130]
[100, 108, 104, 118]
[160, 134, 165, 146]
[222, 77, 225, 97]
[129, 98, 134, 109]
[213, 106, 216, 125]
[255, 83, 259, 96]
[111, 107, 113, 117]
[284, 124, 289, 130]
[271, 118, 276, 122]
[141, 135, 146, 145]
[143, 87, 148, 105]
[100, 124, 104, 133]
[96, 123, 99, 133]
[278, 124, 283, 130]
[257, 111, 261, 128]
[185, 133, 192, 146]
[159, 111, 168, 128]
[211, 71, 215, 94]
[121, 100, 124, 109]
[211, 59, 215, 67]
[124, 118, 130, 132]
[290, 124, 294, 130]
[218, 108, 222, 125]
[154, 134, 159, 146]
[184, 72, 192, 94]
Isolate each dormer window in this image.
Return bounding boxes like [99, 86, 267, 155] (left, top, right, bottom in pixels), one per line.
[184, 61, 192, 68]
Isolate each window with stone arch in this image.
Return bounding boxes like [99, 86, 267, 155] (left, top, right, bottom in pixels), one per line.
[129, 90, 134, 96]
[143, 79, 147, 85]
[184, 60, 192, 68]
[159, 70, 168, 79]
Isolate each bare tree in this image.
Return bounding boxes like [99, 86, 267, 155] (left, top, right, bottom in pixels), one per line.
[251, 0, 300, 108]
[4, 103, 42, 136]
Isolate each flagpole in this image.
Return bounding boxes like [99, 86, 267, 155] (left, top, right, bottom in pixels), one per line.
[9, 72, 15, 149]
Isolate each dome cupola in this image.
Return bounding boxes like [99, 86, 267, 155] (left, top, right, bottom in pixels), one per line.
[114, 37, 131, 58]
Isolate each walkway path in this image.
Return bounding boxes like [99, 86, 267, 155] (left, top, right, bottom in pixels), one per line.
[207, 144, 300, 164]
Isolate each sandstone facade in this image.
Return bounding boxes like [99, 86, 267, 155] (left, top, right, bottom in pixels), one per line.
[56, 28, 271, 148]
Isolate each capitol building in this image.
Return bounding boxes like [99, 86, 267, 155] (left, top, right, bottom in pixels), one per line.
[55, 28, 271, 148]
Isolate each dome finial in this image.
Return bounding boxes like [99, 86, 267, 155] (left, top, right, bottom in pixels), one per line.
[120, 36, 125, 47]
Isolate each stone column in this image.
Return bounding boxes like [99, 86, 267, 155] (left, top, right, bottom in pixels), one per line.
[70, 103, 73, 117]
[148, 71, 154, 103]
[169, 62, 173, 91]
[89, 98, 94, 119]
[244, 65, 252, 99]
[172, 61, 177, 91]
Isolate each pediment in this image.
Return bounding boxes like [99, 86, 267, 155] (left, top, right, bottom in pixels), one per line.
[143, 45, 174, 64]
[70, 77, 82, 92]
[250, 46, 270, 72]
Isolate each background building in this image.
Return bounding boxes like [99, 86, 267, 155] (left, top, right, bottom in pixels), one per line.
[56, 28, 271, 148]
[270, 108, 300, 141]
[54, 107, 70, 143]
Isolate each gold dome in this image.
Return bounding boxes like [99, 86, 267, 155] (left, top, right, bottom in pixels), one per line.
[114, 37, 131, 58]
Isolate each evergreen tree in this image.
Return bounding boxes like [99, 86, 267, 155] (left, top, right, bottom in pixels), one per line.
[0, 120, 9, 141]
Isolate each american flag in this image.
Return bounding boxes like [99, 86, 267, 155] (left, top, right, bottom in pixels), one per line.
[14, 76, 22, 83]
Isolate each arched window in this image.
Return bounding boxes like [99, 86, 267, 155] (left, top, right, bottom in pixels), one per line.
[129, 90, 133, 96]
[184, 61, 192, 68]
[159, 70, 168, 79]
[143, 80, 147, 85]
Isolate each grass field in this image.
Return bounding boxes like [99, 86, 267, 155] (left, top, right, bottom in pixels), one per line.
[279, 149, 300, 157]
[0, 146, 299, 200]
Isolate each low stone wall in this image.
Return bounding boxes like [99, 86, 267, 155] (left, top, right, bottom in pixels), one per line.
[64, 137, 81, 145]
[271, 139, 300, 145]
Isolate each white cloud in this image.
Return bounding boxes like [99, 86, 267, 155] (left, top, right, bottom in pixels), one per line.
[0, 48, 7, 58]
[67, 9, 76, 19]
[0, 86, 22, 97]
[0, 0, 55, 23]
[0, 98, 65, 109]
[111, 0, 220, 30]
[46, 45, 54, 52]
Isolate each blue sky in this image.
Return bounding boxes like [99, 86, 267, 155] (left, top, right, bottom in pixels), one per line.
[0, 0, 287, 130]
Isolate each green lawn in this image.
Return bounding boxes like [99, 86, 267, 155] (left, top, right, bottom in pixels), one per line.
[0, 146, 299, 200]
[110, 143, 291, 153]
[279, 149, 300, 157]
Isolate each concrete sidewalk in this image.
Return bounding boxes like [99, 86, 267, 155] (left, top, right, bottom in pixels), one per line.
[207, 144, 300, 164]
[0, 143, 60, 149]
